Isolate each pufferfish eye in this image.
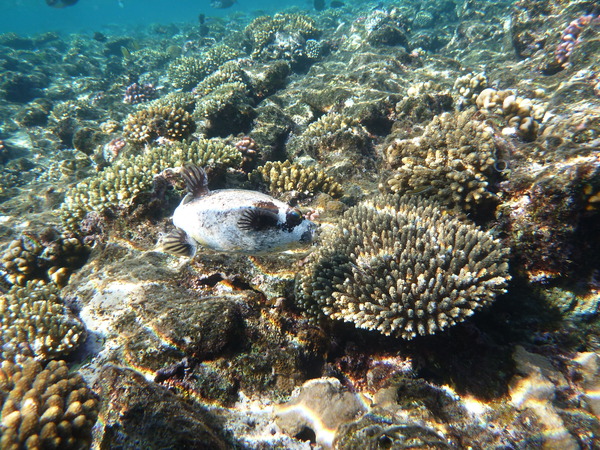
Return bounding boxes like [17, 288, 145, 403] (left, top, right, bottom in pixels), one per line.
[285, 208, 303, 228]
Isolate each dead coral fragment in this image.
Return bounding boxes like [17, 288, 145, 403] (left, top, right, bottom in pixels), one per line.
[252, 160, 343, 198]
[0, 281, 86, 360]
[123, 105, 195, 146]
[0, 357, 98, 449]
[385, 110, 497, 210]
[296, 195, 510, 339]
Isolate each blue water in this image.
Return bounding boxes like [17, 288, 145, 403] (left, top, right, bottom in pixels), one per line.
[0, 0, 307, 35]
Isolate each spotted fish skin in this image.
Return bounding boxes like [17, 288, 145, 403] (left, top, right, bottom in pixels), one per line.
[164, 166, 316, 256]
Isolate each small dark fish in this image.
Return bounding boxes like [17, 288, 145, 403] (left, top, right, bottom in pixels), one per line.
[93, 32, 107, 42]
[198, 13, 206, 25]
[330, 0, 345, 7]
[210, 0, 236, 9]
[314, 0, 325, 11]
[46, 0, 78, 7]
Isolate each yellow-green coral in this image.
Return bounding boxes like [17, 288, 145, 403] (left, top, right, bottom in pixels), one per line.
[0, 281, 86, 360]
[244, 13, 320, 58]
[61, 138, 241, 229]
[252, 160, 342, 198]
[123, 105, 195, 146]
[0, 357, 98, 449]
[193, 61, 251, 98]
[168, 44, 241, 90]
[385, 110, 497, 210]
[295, 195, 510, 339]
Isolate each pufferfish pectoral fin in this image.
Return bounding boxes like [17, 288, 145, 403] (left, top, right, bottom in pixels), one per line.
[181, 165, 210, 198]
[161, 228, 197, 257]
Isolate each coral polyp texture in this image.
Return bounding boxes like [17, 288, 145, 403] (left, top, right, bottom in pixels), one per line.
[0, 357, 98, 449]
[244, 13, 321, 59]
[295, 195, 510, 339]
[251, 160, 343, 198]
[60, 138, 241, 229]
[385, 110, 498, 210]
[0, 281, 86, 360]
[123, 105, 195, 146]
[168, 44, 241, 90]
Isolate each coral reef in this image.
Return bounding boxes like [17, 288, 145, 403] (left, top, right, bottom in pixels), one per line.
[123, 82, 158, 104]
[0, 357, 98, 449]
[251, 160, 343, 199]
[0, 281, 85, 360]
[1, 231, 90, 287]
[243, 13, 321, 60]
[60, 138, 241, 229]
[168, 44, 241, 90]
[123, 104, 195, 146]
[296, 195, 510, 339]
[385, 110, 498, 210]
[454, 72, 488, 110]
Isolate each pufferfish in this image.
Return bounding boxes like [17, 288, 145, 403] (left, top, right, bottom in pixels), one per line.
[161, 165, 316, 257]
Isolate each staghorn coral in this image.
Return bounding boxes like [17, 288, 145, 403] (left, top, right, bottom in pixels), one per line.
[295, 195, 510, 339]
[0, 281, 86, 360]
[168, 44, 241, 90]
[0, 356, 98, 449]
[60, 138, 241, 229]
[1, 231, 90, 287]
[251, 160, 342, 199]
[385, 110, 498, 210]
[123, 105, 195, 146]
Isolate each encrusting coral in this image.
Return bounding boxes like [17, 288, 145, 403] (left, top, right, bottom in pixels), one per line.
[0, 281, 86, 360]
[295, 195, 510, 339]
[0, 357, 98, 449]
[60, 138, 241, 229]
[385, 110, 498, 211]
[123, 105, 195, 146]
[251, 160, 343, 199]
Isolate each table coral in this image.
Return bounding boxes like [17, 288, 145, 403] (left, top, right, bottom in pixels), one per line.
[296, 195, 510, 339]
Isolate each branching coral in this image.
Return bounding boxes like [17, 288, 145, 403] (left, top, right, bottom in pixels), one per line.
[251, 160, 342, 198]
[0, 281, 86, 360]
[0, 357, 98, 449]
[61, 138, 241, 229]
[168, 44, 241, 90]
[123, 105, 195, 146]
[296, 195, 510, 339]
[385, 110, 498, 210]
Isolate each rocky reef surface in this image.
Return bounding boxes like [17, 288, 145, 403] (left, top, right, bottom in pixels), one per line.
[1, 0, 600, 448]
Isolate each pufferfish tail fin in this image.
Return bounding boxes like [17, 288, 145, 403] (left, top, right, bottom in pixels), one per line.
[181, 165, 210, 198]
[160, 228, 197, 257]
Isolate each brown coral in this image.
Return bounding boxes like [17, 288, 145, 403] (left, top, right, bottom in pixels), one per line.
[251, 160, 343, 199]
[296, 195, 510, 339]
[385, 110, 498, 211]
[123, 105, 195, 146]
[0, 357, 98, 449]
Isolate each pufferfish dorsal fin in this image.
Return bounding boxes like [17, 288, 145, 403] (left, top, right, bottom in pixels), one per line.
[161, 228, 197, 257]
[181, 165, 210, 198]
[238, 207, 280, 231]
